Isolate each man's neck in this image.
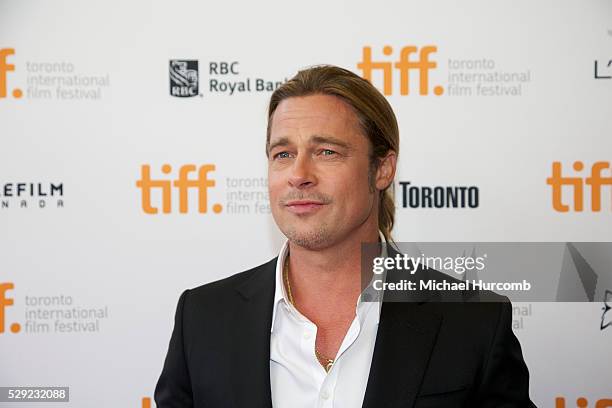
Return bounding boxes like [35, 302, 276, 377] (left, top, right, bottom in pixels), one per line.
[285, 224, 380, 320]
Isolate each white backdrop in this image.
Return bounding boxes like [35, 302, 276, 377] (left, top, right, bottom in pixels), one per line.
[1, 0, 611, 406]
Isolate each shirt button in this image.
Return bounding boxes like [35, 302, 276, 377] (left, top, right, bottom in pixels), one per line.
[321, 390, 330, 400]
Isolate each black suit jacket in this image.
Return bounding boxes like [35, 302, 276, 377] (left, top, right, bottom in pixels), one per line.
[155, 257, 536, 407]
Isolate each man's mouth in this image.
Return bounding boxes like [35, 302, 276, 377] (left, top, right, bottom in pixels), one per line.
[285, 200, 326, 215]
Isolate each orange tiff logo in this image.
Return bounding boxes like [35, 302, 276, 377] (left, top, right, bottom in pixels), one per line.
[136, 164, 223, 214]
[0, 282, 21, 334]
[546, 161, 612, 212]
[357, 45, 443, 96]
[556, 397, 612, 407]
[0, 48, 22, 98]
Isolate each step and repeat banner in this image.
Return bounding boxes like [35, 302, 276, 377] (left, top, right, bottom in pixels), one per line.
[1, 0, 611, 406]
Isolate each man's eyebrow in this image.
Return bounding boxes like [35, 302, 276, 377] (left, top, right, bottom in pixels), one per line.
[268, 137, 290, 154]
[310, 135, 351, 150]
[267, 135, 353, 154]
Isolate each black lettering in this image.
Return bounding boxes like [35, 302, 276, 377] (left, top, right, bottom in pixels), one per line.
[422, 187, 432, 208]
[447, 187, 458, 207]
[51, 183, 63, 197]
[458, 187, 467, 207]
[409, 187, 420, 208]
[468, 187, 479, 208]
[433, 187, 444, 208]
[399, 181, 411, 208]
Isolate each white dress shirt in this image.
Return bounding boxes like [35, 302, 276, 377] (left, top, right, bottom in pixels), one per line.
[269, 234, 387, 408]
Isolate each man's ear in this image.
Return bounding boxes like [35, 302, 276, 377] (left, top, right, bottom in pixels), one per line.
[375, 150, 397, 191]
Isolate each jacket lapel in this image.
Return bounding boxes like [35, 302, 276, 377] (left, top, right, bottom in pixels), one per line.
[229, 258, 276, 408]
[362, 300, 442, 408]
[224, 255, 443, 408]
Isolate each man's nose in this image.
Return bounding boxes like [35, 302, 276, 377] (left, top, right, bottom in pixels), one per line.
[288, 154, 316, 189]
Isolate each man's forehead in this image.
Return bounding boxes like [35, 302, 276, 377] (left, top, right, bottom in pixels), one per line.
[277, 94, 359, 120]
[269, 95, 363, 140]
[275, 94, 352, 114]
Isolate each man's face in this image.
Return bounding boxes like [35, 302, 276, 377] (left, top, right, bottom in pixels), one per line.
[267, 94, 378, 250]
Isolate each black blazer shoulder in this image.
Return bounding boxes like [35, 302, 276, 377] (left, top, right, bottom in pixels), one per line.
[155, 256, 536, 408]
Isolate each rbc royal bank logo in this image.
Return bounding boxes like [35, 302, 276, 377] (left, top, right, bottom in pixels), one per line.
[169, 60, 199, 97]
[357, 45, 443, 96]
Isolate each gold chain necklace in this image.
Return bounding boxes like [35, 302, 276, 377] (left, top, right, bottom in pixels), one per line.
[283, 254, 335, 373]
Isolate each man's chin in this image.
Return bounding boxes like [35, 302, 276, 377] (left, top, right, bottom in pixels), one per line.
[282, 226, 333, 251]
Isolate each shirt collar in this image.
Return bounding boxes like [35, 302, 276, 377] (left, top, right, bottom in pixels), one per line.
[270, 231, 388, 333]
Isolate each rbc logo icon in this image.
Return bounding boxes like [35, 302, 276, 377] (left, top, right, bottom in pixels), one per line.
[169, 60, 199, 97]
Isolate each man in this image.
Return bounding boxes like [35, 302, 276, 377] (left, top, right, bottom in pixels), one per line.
[154, 65, 536, 407]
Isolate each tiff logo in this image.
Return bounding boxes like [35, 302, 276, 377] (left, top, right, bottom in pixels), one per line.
[546, 161, 612, 212]
[0, 283, 21, 334]
[556, 397, 612, 408]
[136, 164, 223, 214]
[0, 48, 23, 98]
[357, 45, 443, 96]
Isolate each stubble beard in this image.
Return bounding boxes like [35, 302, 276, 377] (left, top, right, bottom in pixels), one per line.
[275, 163, 379, 250]
[282, 222, 333, 250]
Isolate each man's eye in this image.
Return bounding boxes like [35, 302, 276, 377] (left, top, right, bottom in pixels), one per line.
[321, 149, 336, 156]
[273, 151, 291, 159]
